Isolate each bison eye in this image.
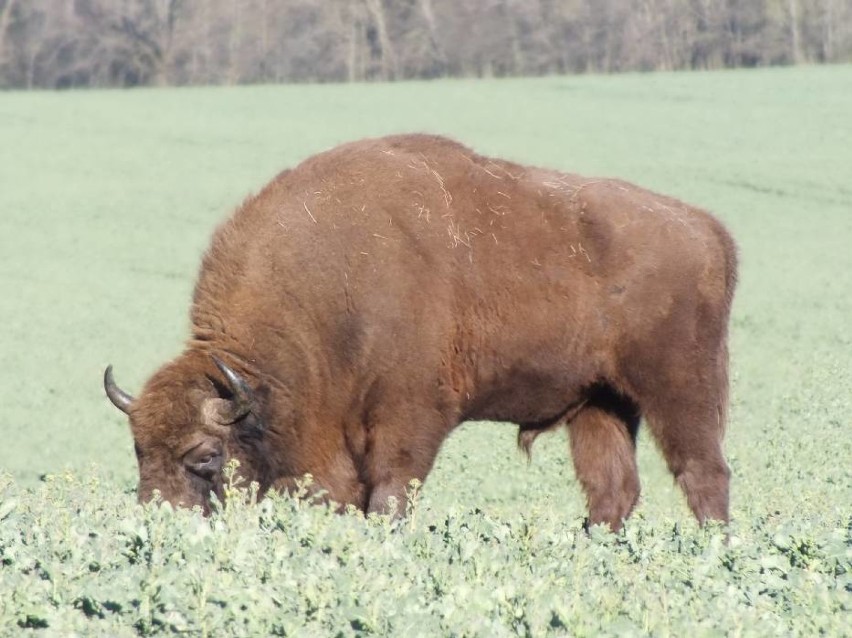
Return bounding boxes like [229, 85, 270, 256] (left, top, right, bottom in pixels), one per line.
[184, 444, 224, 481]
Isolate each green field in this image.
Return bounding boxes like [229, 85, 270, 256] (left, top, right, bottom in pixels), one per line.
[1, 66, 850, 635]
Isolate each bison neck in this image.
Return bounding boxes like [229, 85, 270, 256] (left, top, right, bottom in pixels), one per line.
[187, 290, 378, 498]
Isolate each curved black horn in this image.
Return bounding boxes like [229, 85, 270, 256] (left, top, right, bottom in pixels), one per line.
[212, 356, 253, 421]
[104, 365, 135, 414]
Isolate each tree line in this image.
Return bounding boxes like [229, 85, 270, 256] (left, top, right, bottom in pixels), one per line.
[1, 0, 850, 89]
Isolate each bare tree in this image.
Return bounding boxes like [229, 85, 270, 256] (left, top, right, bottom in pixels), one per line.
[417, 0, 446, 73]
[363, 0, 398, 80]
[0, 0, 17, 87]
[0, 0, 16, 53]
[2, 0, 852, 89]
[788, 0, 804, 62]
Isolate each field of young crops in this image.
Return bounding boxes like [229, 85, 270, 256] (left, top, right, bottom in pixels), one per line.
[1, 66, 850, 635]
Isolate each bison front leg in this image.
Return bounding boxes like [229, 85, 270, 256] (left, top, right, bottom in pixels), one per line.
[367, 483, 410, 517]
[364, 408, 449, 518]
[268, 454, 369, 513]
[568, 404, 641, 532]
[366, 440, 441, 518]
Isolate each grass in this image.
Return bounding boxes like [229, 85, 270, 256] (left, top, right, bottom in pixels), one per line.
[0, 66, 850, 634]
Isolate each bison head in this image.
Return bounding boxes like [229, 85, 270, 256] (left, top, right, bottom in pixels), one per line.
[104, 354, 269, 513]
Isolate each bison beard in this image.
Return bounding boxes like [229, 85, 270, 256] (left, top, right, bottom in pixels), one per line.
[105, 134, 737, 531]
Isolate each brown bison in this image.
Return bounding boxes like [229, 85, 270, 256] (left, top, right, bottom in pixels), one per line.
[105, 134, 737, 531]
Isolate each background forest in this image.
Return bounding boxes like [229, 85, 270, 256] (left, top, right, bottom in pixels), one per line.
[1, 0, 851, 89]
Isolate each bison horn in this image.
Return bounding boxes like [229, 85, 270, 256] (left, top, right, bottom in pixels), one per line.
[212, 356, 253, 421]
[104, 365, 134, 414]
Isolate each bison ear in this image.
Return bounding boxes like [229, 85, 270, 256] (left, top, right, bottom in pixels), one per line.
[201, 398, 243, 426]
[201, 396, 266, 439]
[208, 356, 256, 425]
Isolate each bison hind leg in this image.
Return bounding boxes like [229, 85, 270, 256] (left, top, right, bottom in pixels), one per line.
[644, 395, 730, 525]
[637, 347, 731, 525]
[567, 385, 642, 532]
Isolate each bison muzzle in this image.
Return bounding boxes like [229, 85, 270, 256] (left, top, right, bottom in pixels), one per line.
[105, 134, 737, 531]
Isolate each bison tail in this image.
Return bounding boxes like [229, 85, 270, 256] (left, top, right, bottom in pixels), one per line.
[517, 427, 541, 462]
[517, 412, 575, 461]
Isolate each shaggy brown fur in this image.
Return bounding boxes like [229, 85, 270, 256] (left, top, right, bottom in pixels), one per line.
[106, 134, 737, 530]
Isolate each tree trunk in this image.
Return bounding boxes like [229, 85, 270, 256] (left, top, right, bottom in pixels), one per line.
[788, 0, 803, 63]
[228, 0, 242, 84]
[363, 0, 397, 80]
[417, 0, 446, 75]
[348, 18, 360, 82]
[822, 0, 836, 61]
[0, 0, 17, 62]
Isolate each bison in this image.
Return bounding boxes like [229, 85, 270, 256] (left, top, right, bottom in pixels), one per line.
[105, 134, 737, 531]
